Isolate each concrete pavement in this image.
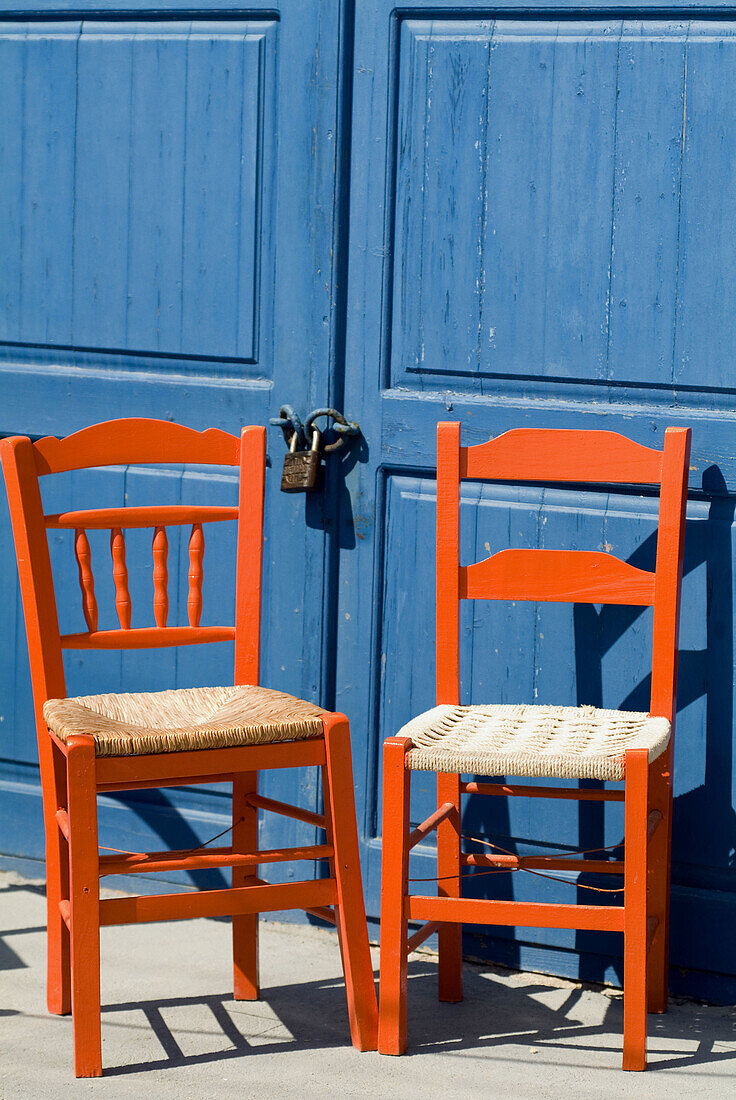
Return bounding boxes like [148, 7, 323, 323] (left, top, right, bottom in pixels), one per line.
[1, 869, 734, 1099]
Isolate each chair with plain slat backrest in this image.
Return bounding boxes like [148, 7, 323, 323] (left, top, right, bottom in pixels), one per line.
[1, 418, 377, 1077]
[378, 422, 690, 1071]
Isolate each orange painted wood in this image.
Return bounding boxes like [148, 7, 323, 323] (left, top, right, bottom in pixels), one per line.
[623, 749, 649, 1071]
[245, 791, 328, 830]
[98, 842, 333, 877]
[55, 807, 70, 840]
[461, 549, 655, 606]
[47, 740, 71, 1016]
[187, 523, 205, 628]
[110, 528, 132, 629]
[377, 420, 690, 1070]
[461, 853, 624, 875]
[408, 802, 455, 849]
[232, 771, 259, 1001]
[2, 416, 381, 1073]
[61, 625, 235, 649]
[378, 737, 412, 1055]
[461, 428, 663, 484]
[646, 756, 672, 1014]
[436, 421, 461, 705]
[99, 877, 337, 926]
[94, 739, 326, 787]
[408, 896, 625, 933]
[152, 527, 169, 628]
[33, 418, 240, 475]
[436, 772, 463, 1003]
[322, 714, 379, 1051]
[66, 734, 102, 1077]
[46, 504, 238, 529]
[234, 426, 266, 685]
[74, 529, 98, 632]
[407, 921, 441, 953]
[461, 781, 625, 802]
[306, 905, 337, 925]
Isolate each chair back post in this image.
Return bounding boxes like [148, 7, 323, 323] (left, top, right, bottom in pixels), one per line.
[0, 435, 66, 772]
[234, 425, 266, 686]
[436, 422, 462, 705]
[650, 427, 692, 726]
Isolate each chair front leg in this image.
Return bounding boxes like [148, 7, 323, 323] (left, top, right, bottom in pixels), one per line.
[232, 771, 259, 1000]
[322, 714, 378, 1051]
[378, 736, 412, 1055]
[623, 747, 649, 1072]
[437, 772, 463, 1002]
[66, 734, 102, 1078]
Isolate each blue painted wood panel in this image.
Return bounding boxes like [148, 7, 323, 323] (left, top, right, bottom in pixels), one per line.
[0, 1, 347, 895]
[341, 4, 736, 1002]
[0, 20, 271, 360]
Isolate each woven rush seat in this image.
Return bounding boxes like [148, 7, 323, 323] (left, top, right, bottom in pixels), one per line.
[43, 685, 327, 758]
[400, 703, 671, 781]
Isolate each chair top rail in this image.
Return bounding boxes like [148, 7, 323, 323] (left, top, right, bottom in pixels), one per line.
[32, 418, 240, 476]
[460, 549, 656, 606]
[45, 505, 238, 530]
[460, 428, 667, 485]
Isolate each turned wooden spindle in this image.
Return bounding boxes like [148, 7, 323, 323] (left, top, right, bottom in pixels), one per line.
[188, 523, 204, 628]
[74, 528, 98, 632]
[152, 526, 169, 628]
[110, 527, 132, 630]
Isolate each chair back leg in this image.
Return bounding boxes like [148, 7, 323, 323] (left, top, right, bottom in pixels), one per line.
[232, 770, 260, 1000]
[45, 738, 71, 1015]
[646, 758, 673, 1014]
[322, 715, 379, 1052]
[437, 772, 463, 1003]
[66, 734, 102, 1078]
[623, 748, 649, 1071]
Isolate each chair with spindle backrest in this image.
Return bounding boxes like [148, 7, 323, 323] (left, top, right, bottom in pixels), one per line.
[1, 418, 377, 1077]
[378, 422, 690, 1071]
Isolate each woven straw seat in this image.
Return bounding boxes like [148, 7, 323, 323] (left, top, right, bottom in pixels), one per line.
[400, 703, 670, 781]
[43, 685, 327, 758]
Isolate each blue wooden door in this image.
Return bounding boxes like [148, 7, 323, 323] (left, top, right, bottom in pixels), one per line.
[0, 4, 346, 877]
[339, 4, 736, 1001]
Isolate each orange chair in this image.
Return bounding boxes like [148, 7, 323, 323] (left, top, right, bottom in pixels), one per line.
[1, 418, 377, 1077]
[378, 422, 690, 1070]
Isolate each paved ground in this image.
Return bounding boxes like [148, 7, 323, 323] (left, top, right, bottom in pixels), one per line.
[1, 870, 734, 1099]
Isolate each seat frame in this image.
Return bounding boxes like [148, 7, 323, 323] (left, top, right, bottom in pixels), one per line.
[1, 418, 378, 1076]
[378, 422, 690, 1070]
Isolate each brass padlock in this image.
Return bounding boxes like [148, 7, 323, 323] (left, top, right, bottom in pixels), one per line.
[280, 429, 321, 493]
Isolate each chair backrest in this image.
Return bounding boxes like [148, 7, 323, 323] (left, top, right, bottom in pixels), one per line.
[436, 423, 691, 726]
[1, 418, 266, 745]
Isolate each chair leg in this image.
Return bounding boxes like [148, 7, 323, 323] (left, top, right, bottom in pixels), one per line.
[232, 771, 259, 1000]
[623, 748, 649, 1072]
[646, 759, 672, 1014]
[45, 738, 71, 1015]
[378, 736, 411, 1055]
[322, 715, 378, 1052]
[66, 735, 102, 1078]
[437, 772, 463, 1003]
